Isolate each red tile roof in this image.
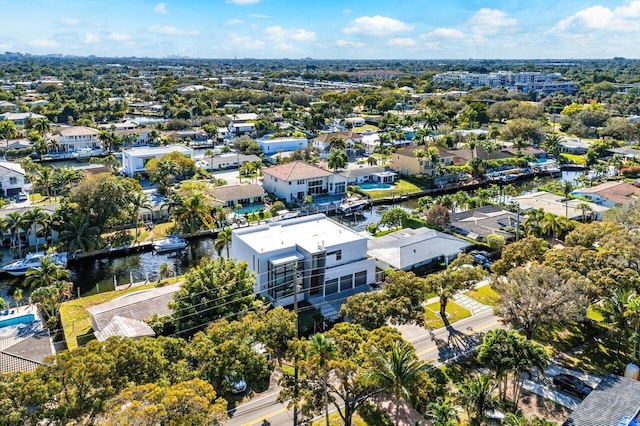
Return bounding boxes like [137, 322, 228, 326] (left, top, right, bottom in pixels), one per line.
[262, 161, 333, 181]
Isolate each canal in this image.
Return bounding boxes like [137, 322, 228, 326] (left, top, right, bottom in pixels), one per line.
[0, 170, 585, 303]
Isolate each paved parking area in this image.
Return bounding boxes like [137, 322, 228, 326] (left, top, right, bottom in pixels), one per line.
[523, 363, 603, 410]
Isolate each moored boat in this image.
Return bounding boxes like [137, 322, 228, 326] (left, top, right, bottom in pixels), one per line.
[152, 235, 187, 253]
[338, 198, 369, 214]
[2, 252, 68, 276]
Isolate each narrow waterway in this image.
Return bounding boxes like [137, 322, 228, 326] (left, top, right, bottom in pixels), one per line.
[0, 170, 585, 302]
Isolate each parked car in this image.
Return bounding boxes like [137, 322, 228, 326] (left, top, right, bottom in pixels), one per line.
[552, 373, 593, 398]
[224, 373, 247, 394]
[16, 192, 28, 202]
[472, 254, 493, 269]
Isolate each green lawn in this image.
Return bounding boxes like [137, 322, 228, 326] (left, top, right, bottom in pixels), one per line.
[60, 279, 182, 350]
[560, 153, 586, 165]
[352, 124, 379, 133]
[424, 300, 472, 329]
[365, 178, 424, 200]
[464, 286, 501, 306]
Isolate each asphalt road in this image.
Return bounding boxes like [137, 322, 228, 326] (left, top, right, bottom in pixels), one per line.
[226, 310, 504, 426]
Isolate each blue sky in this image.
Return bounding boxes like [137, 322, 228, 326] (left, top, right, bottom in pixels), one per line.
[1, 0, 639, 59]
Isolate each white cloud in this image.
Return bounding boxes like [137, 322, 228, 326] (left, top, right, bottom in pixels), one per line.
[154, 3, 168, 14]
[59, 18, 81, 26]
[466, 8, 517, 34]
[336, 40, 366, 48]
[343, 9, 351, 14]
[422, 28, 465, 39]
[266, 26, 316, 42]
[228, 34, 265, 50]
[344, 15, 413, 37]
[227, 0, 263, 4]
[225, 19, 244, 26]
[386, 37, 415, 47]
[148, 25, 201, 36]
[248, 13, 269, 18]
[106, 32, 131, 41]
[84, 33, 101, 44]
[28, 39, 59, 49]
[554, 1, 640, 32]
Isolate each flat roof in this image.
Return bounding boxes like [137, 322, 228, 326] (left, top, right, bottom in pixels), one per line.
[233, 213, 364, 254]
[122, 145, 193, 157]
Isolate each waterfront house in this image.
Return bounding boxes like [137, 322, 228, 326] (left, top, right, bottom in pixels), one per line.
[367, 228, 472, 271]
[212, 184, 267, 210]
[163, 129, 207, 143]
[313, 131, 363, 158]
[86, 284, 179, 341]
[197, 153, 260, 171]
[389, 145, 454, 176]
[257, 137, 308, 154]
[571, 181, 640, 208]
[0, 112, 45, 127]
[227, 112, 258, 136]
[448, 205, 519, 242]
[338, 163, 397, 186]
[262, 161, 348, 203]
[0, 161, 29, 197]
[115, 128, 154, 146]
[121, 145, 194, 177]
[607, 147, 640, 161]
[231, 214, 376, 315]
[55, 126, 101, 153]
[512, 191, 608, 221]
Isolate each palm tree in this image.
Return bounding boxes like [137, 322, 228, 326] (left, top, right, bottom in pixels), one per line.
[0, 120, 19, 146]
[309, 333, 337, 426]
[98, 129, 118, 153]
[12, 288, 23, 307]
[367, 156, 377, 166]
[31, 117, 52, 136]
[59, 213, 100, 253]
[24, 256, 71, 289]
[328, 136, 347, 151]
[368, 341, 426, 426]
[175, 192, 211, 233]
[457, 374, 499, 426]
[542, 133, 561, 158]
[158, 262, 173, 284]
[540, 212, 562, 243]
[599, 289, 634, 358]
[214, 227, 233, 258]
[577, 202, 592, 222]
[130, 192, 153, 243]
[327, 149, 347, 171]
[22, 207, 50, 252]
[34, 167, 55, 198]
[47, 138, 61, 154]
[426, 398, 459, 426]
[5, 212, 26, 258]
[204, 148, 215, 172]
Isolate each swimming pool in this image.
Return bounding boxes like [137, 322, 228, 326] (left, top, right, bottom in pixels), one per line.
[359, 182, 395, 190]
[0, 313, 35, 329]
[235, 204, 265, 214]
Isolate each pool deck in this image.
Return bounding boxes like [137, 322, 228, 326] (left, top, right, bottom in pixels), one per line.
[0, 304, 54, 373]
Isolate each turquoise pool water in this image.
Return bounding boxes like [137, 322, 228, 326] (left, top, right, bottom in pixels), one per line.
[0, 313, 35, 329]
[235, 204, 265, 214]
[359, 182, 394, 190]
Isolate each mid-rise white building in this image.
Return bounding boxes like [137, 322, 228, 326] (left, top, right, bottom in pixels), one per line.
[231, 214, 376, 307]
[121, 145, 194, 177]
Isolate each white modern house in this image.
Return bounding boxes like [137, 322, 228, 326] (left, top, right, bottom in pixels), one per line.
[313, 131, 363, 158]
[257, 137, 308, 154]
[231, 214, 376, 309]
[55, 126, 101, 152]
[0, 161, 29, 197]
[227, 112, 258, 136]
[121, 145, 194, 177]
[262, 161, 349, 202]
[0, 112, 45, 127]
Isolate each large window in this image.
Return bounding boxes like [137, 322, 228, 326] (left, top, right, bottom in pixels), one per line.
[268, 260, 303, 300]
[325, 278, 339, 295]
[340, 274, 353, 292]
[334, 182, 346, 194]
[355, 271, 367, 287]
[308, 179, 323, 196]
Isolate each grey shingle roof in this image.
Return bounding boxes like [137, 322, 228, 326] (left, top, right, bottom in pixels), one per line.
[212, 184, 266, 202]
[563, 375, 640, 426]
[94, 315, 156, 341]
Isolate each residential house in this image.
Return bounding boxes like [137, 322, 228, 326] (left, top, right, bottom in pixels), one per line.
[212, 184, 266, 210]
[163, 129, 207, 143]
[55, 126, 101, 152]
[86, 284, 179, 341]
[196, 153, 260, 171]
[560, 138, 589, 154]
[562, 375, 640, 426]
[313, 131, 363, 158]
[231, 214, 376, 311]
[98, 122, 138, 131]
[0, 309, 54, 373]
[257, 137, 308, 154]
[116, 128, 154, 147]
[121, 145, 194, 177]
[345, 117, 365, 127]
[262, 161, 348, 202]
[608, 147, 640, 161]
[571, 181, 640, 208]
[0, 161, 29, 197]
[512, 191, 609, 221]
[338, 163, 397, 185]
[0, 112, 45, 127]
[389, 145, 454, 177]
[227, 112, 258, 136]
[0, 202, 59, 248]
[449, 205, 519, 242]
[367, 228, 472, 271]
[0, 101, 17, 112]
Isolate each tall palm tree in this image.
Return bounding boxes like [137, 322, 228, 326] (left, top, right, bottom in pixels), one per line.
[204, 148, 215, 172]
[577, 202, 592, 222]
[214, 227, 233, 258]
[599, 289, 634, 358]
[22, 207, 50, 252]
[59, 213, 100, 253]
[367, 156, 377, 166]
[130, 192, 153, 243]
[457, 374, 499, 426]
[562, 180, 574, 218]
[328, 136, 347, 151]
[368, 341, 427, 426]
[31, 117, 52, 136]
[158, 262, 173, 283]
[34, 167, 55, 198]
[5, 212, 26, 258]
[540, 212, 562, 243]
[0, 120, 19, 147]
[47, 138, 61, 154]
[309, 333, 338, 426]
[175, 192, 211, 233]
[24, 256, 71, 289]
[327, 149, 347, 171]
[426, 398, 459, 426]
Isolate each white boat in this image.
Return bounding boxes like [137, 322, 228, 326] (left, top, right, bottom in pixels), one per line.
[268, 210, 299, 222]
[2, 252, 68, 277]
[153, 235, 187, 253]
[338, 198, 369, 214]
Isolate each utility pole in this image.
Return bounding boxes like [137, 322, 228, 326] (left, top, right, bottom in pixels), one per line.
[293, 263, 302, 426]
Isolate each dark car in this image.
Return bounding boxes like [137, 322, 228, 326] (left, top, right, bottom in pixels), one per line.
[472, 254, 493, 269]
[552, 373, 593, 398]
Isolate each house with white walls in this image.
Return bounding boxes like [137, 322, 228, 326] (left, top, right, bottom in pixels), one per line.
[261, 161, 348, 202]
[231, 214, 376, 311]
[121, 145, 194, 177]
[55, 126, 101, 152]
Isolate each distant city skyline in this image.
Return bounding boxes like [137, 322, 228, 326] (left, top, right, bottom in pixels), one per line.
[1, 0, 639, 59]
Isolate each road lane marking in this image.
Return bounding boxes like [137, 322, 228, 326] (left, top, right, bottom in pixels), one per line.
[242, 406, 289, 426]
